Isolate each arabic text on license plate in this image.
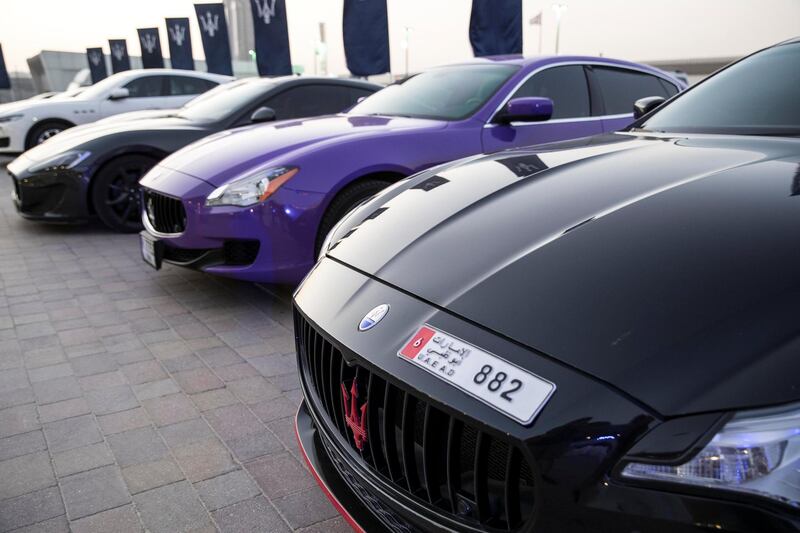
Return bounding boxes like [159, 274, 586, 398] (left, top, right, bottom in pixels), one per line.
[141, 234, 158, 269]
[398, 326, 555, 425]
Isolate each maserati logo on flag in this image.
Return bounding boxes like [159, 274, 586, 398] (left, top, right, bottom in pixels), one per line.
[169, 23, 187, 46]
[140, 33, 158, 54]
[111, 43, 126, 61]
[199, 11, 220, 37]
[254, 0, 277, 24]
[88, 50, 102, 66]
[341, 379, 368, 450]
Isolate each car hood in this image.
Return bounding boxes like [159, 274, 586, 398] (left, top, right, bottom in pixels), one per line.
[156, 114, 447, 186]
[96, 109, 181, 124]
[328, 132, 800, 416]
[21, 116, 207, 162]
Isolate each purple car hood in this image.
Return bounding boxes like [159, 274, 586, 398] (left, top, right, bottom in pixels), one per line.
[156, 114, 447, 186]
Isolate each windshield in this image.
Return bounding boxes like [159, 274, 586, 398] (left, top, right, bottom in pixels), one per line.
[74, 74, 129, 101]
[641, 42, 800, 136]
[350, 64, 518, 120]
[177, 78, 274, 122]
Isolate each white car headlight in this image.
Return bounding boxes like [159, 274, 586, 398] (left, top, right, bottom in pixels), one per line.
[28, 150, 92, 173]
[621, 402, 800, 507]
[205, 166, 298, 207]
[0, 114, 23, 123]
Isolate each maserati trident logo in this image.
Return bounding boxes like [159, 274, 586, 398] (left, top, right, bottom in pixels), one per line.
[169, 24, 186, 46]
[199, 11, 220, 37]
[140, 33, 158, 54]
[358, 304, 389, 332]
[254, 0, 277, 24]
[88, 50, 102, 66]
[341, 379, 368, 450]
[111, 43, 126, 61]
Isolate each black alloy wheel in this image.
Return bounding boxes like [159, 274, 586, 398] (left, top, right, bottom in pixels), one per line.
[92, 154, 157, 233]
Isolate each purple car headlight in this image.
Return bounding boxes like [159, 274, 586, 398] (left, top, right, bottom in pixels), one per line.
[621, 402, 800, 507]
[205, 166, 298, 207]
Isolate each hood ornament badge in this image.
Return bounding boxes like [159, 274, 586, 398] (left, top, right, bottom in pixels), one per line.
[358, 304, 389, 332]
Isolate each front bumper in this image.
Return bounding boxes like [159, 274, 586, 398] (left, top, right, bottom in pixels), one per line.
[6, 155, 91, 221]
[0, 122, 25, 154]
[294, 258, 800, 533]
[140, 166, 323, 284]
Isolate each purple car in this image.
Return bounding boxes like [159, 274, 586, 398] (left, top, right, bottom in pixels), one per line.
[139, 56, 684, 283]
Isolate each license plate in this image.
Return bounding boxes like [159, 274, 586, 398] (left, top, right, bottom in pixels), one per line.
[398, 325, 555, 425]
[140, 232, 161, 270]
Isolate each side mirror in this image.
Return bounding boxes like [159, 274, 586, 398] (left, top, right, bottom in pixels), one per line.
[356, 96, 367, 104]
[633, 96, 666, 119]
[497, 97, 553, 124]
[250, 106, 277, 124]
[108, 88, 130, 101]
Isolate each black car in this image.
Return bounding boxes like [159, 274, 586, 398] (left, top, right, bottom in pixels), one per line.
[6, 76, 380, 232]
[293, 39, 800, 532]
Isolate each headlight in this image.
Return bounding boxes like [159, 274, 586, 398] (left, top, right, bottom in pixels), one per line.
[205, 166, 298, 207]
[28, 150, 92, 173]
[621, 402, 800, 507]
[0, 114, 23, 123]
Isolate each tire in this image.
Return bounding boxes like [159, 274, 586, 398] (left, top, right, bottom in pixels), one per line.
[315, 178, 393, 256]
[91, 155, 157, 233]
[26, 120, 71, 149]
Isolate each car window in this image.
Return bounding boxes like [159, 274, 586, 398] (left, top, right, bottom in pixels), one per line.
[593, 67, 677, 115]
[642, 42, 800, 136]
[511, 65, 590, 119]
[265, 85, 363, 120]
[349, 64, 518, 121]
[123, 76, 167, 98]
[169, 76, 218, 96]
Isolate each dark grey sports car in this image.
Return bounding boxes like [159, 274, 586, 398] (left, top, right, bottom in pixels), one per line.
[293, 39, 800, 532]
[6, 76, 379, 231]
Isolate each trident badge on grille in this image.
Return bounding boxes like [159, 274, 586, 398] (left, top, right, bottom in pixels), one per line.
[341, 379, 368, 450]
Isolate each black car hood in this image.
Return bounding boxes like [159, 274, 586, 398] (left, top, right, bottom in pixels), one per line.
[23, 116, 210, 162]
[328, 133, 800, 416]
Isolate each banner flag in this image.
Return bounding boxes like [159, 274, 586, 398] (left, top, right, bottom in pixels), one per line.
[108, 39, 131, 73]
[138, 28, 165, 68]
[166, 18, 194, 70]
[343, 0, 390, 76]
[0, 43, 10, 89]
[194, 3, 233, 76]
[249, 0, 292, 76]
[86, 47, 108, 84]
[469, 0, 522, 57]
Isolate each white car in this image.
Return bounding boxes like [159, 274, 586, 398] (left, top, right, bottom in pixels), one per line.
[0, 69, 232, 154]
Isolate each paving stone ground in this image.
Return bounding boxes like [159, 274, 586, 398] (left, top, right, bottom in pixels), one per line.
[0, 160, 350, 533]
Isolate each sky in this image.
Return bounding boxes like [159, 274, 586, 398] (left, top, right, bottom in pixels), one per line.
[0, 0, 798, 76]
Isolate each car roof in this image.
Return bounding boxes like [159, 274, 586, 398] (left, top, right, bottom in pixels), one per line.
[236, 75, 381, 90]
[106, 69, 232, 81]
[437, 55, 683, 85]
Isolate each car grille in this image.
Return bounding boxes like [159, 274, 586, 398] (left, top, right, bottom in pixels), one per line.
[144, 190, 186, 234]
[223, 240, 260, 266]
[295, 310, 537, 532]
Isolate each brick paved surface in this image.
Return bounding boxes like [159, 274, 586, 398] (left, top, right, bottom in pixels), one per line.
[0, 160, 349, 533]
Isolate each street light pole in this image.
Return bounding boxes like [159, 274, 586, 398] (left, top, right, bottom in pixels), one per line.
[402, 26, 412, 78]
[552, 3, 568, 54]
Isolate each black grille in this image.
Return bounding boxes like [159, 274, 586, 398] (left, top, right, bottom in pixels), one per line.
[144, 190, 186, 234]
[164, 246, 210, 264]
[224, 240, 260, 266]
[295, 310, 536, 532]
[0, 137, 9, 148]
